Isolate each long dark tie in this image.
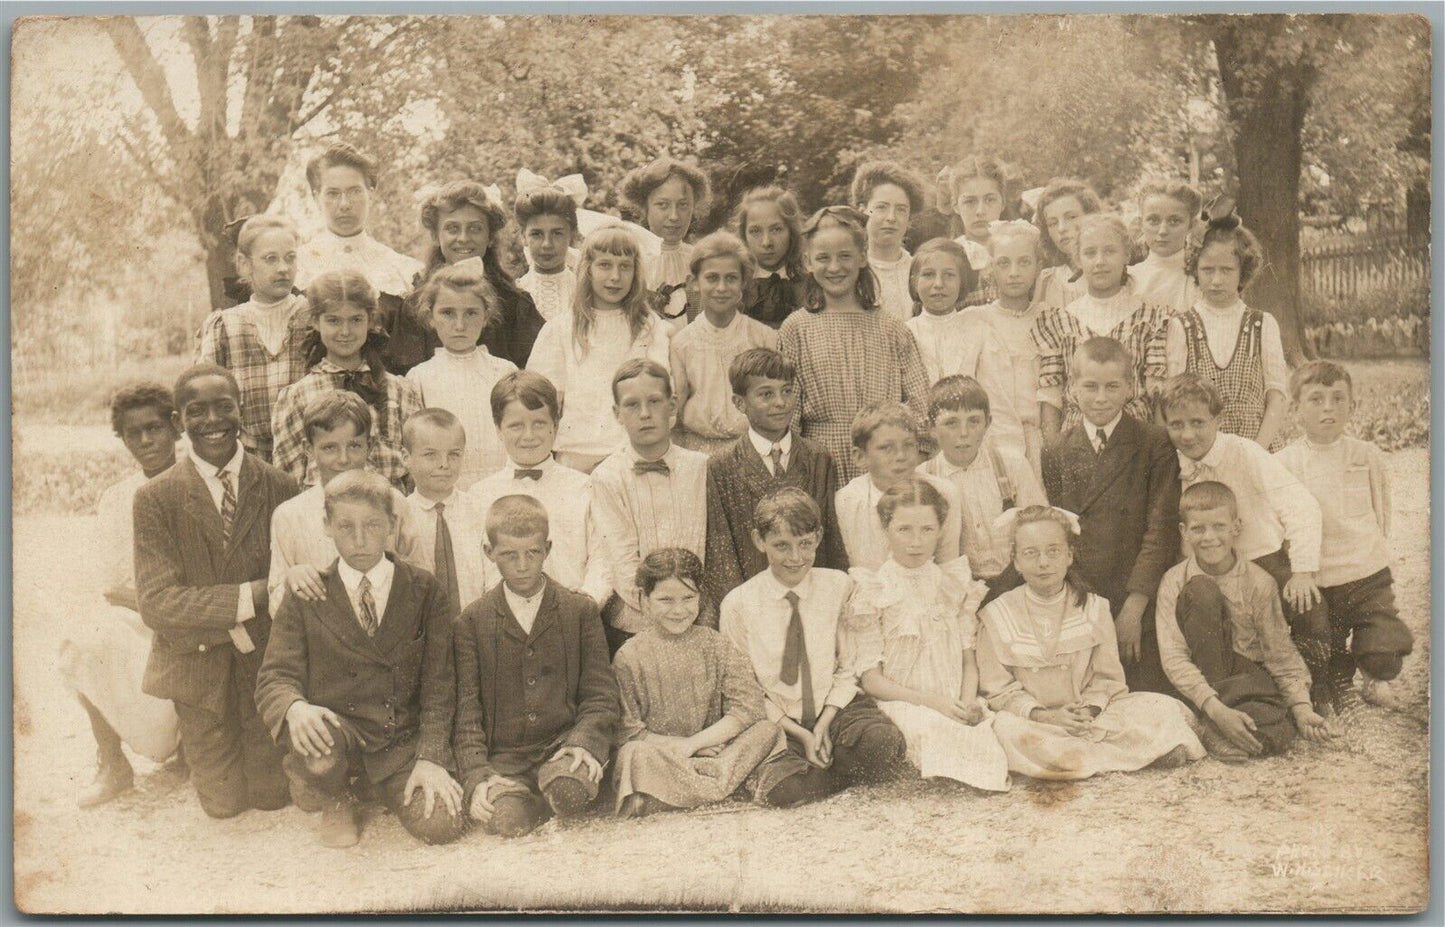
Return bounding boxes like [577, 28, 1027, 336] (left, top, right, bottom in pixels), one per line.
[779, 591, 816, 728]
[433, 503, 462, 615]
[1096, 427, 1109, 455]
[218, 470, 236, 545]
[357, 576, 379, 637]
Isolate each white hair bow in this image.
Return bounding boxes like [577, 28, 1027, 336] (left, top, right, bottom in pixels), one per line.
[412, 182, 503, 209]
[449, 256, 487, 275]
[991, 505, 1082, 539]
[989, 218, 1040, 240]
[515, 168, 588, 207]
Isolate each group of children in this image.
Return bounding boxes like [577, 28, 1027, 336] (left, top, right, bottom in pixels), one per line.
[57, 142, 1414, 849]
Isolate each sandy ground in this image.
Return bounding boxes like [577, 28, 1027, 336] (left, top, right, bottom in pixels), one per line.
[12, 449, 1431, 915]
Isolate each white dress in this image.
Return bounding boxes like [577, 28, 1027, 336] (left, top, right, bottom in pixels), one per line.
[842, 558, 1010, 791]
[404, 346, 518, 488]
[869, 250, 915, 325]
[518, 267, 578, 323]
[1129, 249, 1195, 317]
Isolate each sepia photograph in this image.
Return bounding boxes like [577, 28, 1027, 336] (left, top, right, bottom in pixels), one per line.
[8, 6, 1435, 915]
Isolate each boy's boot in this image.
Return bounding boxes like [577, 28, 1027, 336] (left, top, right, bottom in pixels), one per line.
[77, 697, 134, 808]
[317, 798, 361, 848]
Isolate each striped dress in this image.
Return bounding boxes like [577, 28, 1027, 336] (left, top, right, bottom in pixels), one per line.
[779, 308, 931, 484]
[1031, 285, 1170, 430]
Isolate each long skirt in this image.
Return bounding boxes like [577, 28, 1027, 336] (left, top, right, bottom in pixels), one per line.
[57, 605, 180, 762]
[611, 721, 783, 812]
[878, 698, 1011, 792]
[991, 692, 1203, 781]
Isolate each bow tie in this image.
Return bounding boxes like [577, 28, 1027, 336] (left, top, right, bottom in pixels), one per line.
[513, 468, 544, 481]
[634, 459, 670, 476]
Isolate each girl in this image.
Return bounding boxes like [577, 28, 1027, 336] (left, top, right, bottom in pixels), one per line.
[731, 186, 807, 329]
[514, 181, 580, 323]
[778, 206, 931, 484]
[977, 506, 1204, 780]
[1166, 201, 1289, 449]
[272, 270, 422, 488]
[964, 220, 1046, 476]
[669, 231, 779, 455]
[611, 549, 784, 818]
[1031, 177, 1103, 312]
[621, 157, 711, 330]
[905, 239, 1023, 457]
[404, 259, 519, 488]
[526, 224, 671, 472]
[938, 156, 1016, 307]
[852, 160, 929, 324]
[1032, 213, 1170, 439]
[411, 181, 547, 371]
[842, 479, 1010, 791]
[199, 215, 312, 462]
[1130, 180, 1202, 315]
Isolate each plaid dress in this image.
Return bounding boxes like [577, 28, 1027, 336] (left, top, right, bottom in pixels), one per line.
[1178, 307, 1270, 447]
[270, 359, 422, 489]
[1031, 289, 1169, 430]
[778, 309, 931, 484]
[196, 295, 312, 462]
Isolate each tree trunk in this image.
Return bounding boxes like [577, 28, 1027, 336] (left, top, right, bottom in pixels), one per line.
[1211, 17, 1317, 362]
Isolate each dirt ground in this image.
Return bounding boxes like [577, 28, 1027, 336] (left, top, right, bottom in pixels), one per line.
[11, 449, 1431, 915]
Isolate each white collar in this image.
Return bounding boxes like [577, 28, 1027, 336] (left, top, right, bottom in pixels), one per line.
[934, 449, 985, 477]
[1303, 434, 1345, 452]
[318, 228, 376, 249]
[760, 568, 812, 601]
[189, 443, 244, 481]
[755, 265, 790, 280]
[747, 428, 792, 459]
[434, 346, 484, 362]
[337, 554, 394, 593]
[625, 442, 675, 466]
[1084, 412, 1124, 440]
[1180, 432, 1231, 470]
[503, 581, 545, 610]
[870, 248, 910, 268]
[1142, 248, 1187, 270]
[506, 454, 557, 474]
[411, 489, 459, 511]
[1193, 296, 1248, 317]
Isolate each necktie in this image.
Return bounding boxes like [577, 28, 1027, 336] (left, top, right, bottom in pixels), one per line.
[779, 591, 816, 728]
[1095, 427, 1109, 454]
[218, 470, 236, 545]
[357, 576, 379, 637]
[634, 459, 670, 476]
[434, 503, 461, 616]
[514, 468, 544, 481]
[769, 445, 784, 477]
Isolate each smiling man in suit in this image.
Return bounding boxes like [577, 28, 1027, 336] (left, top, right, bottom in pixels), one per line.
[1042, 337, 1181, 694]
[256, 468, 465, 848]
[134, 363, 299, 819]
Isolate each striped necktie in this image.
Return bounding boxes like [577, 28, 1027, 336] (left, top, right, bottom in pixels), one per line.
[219, 470, 236, 545]
[357, 576, 379, 637]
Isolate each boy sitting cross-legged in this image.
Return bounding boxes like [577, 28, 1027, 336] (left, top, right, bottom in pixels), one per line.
[722, 488, 909, 808]
[704, 347, 846, 608]
[256, 470, 466, 847]
[453, 495, 621, 838]
[267, 390, 423, 617]
[1155, 481, 1334, 761]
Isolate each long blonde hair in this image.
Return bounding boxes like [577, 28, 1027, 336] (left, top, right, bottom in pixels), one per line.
[570, 224, 652, 356]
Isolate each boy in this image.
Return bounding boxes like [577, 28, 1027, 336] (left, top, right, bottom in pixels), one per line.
[1275, 361, 1413, 709]
[402, 408, 491, 616]
[704, 348, 845, 609]
[1155, 482, 1333, 761]
[257, 470, 464, 847]
[1160, 372, 1330, 708]
[918, 375, 1045, 586]
[472, 371, 612, 605]
[1042, 337, 1179, 694]
[268, 391, 422, 617]
[133, 363, 298, 818]
[453, 496, 620, 838]
[721, 488, 908, 807]
[61, 383, 182, 807]
[591, 359, 709, 649]
[835, 401, 964, 571]
[851, 160, 928, 324]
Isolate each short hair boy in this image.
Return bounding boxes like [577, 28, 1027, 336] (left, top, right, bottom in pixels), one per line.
[1155, 482, 1333, 761]
[133, 362, 299, 818]
[918, 376, 1045, 583]
[1042, 337, 1180, 694]
[835, 401, 964, 570]
[453, 496, 621, 838]
[704, 348, 846, 607]
[721, 487, 908, 808]
[402, 407, 491, 615]
[1275, 361, 1413, 710]
[257, 470, 465, 847]
[472, 371, 611, 604]
[268, 390, 422, 616]
[1160, 372, 1330, 709]
[590, 360, 709, 651]
[61, 382, 182, 807]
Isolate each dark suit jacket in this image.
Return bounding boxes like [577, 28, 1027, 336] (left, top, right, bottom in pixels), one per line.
[1042, 413, 1181, 612]
[134, 453, 299, 714]
[452, 578, 619, 795]
[703, 433, 847, 612]
[255, 556, 455, 783]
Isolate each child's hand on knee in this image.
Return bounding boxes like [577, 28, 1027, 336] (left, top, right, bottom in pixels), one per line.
[551, 746, 603, 782]
[286, 565, 328, 601]
[285, 700, 344, 757]
[1204, 699, 1264, 755]
[1282, 573, 1322, 612]
[404, 759, 463, 819]
[470, 775, 528, 824]
[1289, 703, 1334, 743]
